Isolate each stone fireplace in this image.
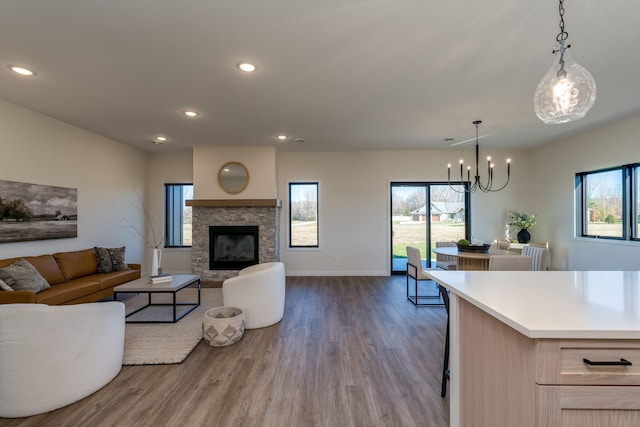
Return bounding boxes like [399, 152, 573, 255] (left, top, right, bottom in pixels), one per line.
[188, 199, 281, 282]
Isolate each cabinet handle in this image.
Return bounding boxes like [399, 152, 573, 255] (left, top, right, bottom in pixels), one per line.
[583, 358, 632, 366]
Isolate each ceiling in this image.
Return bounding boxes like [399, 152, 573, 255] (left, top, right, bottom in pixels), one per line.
[1, 1, 639, 153]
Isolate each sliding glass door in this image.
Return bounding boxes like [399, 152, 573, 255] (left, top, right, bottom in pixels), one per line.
[390, 182, 469, 274]
[391, 184, 428, 274]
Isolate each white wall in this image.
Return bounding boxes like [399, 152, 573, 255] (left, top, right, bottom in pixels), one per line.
[530, 113, 640, 270]
[0, 100, 149, 267]
[192, 146, 277, 199]
[278, 148, 530, 275]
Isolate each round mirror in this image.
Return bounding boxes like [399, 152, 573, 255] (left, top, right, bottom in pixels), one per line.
[218, 162, 249, 194]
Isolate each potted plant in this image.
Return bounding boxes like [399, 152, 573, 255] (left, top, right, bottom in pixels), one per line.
[508, 210, 536, 243]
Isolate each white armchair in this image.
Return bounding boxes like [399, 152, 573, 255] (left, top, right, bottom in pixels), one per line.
[222, 262, 286, 329]
[0, 301, 125, 418]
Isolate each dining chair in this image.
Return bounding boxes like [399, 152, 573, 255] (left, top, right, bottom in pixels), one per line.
[521, 245, 549, 270]
[528, 241, 549, 249]
[488, 255, 532, 271]
[406, 246, 443, 306]
[435, 241, 457, 270]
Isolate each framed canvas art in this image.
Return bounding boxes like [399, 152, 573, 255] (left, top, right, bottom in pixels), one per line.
[0, 179, 78, 243]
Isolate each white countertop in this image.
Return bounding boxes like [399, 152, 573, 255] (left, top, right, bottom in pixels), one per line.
[426, 270, 640, 339]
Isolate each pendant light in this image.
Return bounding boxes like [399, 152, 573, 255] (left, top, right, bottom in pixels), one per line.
[534, 0, 596, 124]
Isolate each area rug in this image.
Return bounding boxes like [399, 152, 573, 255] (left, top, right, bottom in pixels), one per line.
[122, 288, 222, 365]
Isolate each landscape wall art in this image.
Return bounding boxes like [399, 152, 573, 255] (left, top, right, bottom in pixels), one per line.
[0, 179, 78, 243]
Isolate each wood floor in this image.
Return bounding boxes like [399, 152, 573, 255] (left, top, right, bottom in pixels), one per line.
[1, 276, 449, 427]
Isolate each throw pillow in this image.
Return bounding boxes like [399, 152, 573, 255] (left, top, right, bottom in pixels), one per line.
[0, 278, 14, 291]
[0, 259, 50, 293]
[107, 247, 127, 271]
[95, 246, 113, 273]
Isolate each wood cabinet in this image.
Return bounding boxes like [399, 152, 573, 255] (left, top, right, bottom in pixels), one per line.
[537, 386, 640, 427]
[458, 298, 640, 427]
[536, 340, 640, 426]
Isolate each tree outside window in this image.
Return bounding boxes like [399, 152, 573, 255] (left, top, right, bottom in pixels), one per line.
[289, 182, 318, 247]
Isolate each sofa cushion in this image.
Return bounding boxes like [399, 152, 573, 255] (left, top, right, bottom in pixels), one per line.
[23, 255, 67, 285]
[53, 249, 99, 280]
[0, 259, 51, 293]
[107, 247, 128, 271]
[35, 279, 100, 305]
[0, 290, 36, 304]
[95, 247, 113, 273]
[85, 268, 142, 290]
[95, 247, 128, 273]
[0, 258, 20, 268]
[0, 278, 13, 291]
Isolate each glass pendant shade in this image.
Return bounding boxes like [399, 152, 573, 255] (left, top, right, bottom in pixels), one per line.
[534, 45, 597, 124]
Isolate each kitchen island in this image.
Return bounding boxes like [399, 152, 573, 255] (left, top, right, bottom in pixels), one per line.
[426, 270, 640, 427]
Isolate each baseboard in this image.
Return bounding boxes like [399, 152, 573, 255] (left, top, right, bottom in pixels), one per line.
[285, 270, 389, 277]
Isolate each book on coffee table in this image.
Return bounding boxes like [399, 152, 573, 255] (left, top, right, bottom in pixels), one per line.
[149, 274, 173, 284]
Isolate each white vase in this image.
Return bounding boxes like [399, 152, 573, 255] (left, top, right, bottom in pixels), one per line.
[151, 248, 162, 276]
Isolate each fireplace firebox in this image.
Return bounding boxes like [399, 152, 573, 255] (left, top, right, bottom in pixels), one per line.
[209, 225, 259, 270]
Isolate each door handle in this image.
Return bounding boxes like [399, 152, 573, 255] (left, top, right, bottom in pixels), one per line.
[583, 358, 632, 366]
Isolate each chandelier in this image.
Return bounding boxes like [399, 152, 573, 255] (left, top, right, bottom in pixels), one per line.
[533, 0, 596, 124]
[447, 120, 510, 193]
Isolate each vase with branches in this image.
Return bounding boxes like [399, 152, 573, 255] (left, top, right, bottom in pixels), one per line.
[507, 210, 537, 243]
[116, 190, 164, 275]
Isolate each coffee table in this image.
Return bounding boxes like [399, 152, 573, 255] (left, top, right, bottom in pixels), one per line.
[113, 274, 201, 323]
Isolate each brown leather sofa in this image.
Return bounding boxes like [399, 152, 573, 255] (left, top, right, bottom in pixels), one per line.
[0, 248, 141, 305]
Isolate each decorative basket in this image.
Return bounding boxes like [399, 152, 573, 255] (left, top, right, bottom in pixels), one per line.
[203, 306, 246, 347]
[456, 243, 491, 253]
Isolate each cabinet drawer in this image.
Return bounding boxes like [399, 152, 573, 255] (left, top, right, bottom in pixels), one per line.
[537, 385, 640, 427]
[536, 340, 640, 385]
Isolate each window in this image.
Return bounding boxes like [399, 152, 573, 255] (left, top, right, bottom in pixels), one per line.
[289, 182, 318, 247]
[165, 183, 193, 247]
[575, 164, 640, 241]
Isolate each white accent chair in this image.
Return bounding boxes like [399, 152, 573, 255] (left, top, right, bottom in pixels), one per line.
[222, 262, 286, 329]
[0, 301, 125, 418]
[406, 246, 442, 306]
[488, 255, 532, 271]
[521, 245, 549, 271]
[435, 241, 457, 270]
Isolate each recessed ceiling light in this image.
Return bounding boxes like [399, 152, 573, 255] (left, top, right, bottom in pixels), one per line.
[153, 136, 168, 145]
[237, 62, 257, 72]
[277, 135, 288, 140]
[183, 110, 199, 118]
[8, 65, 36, 76]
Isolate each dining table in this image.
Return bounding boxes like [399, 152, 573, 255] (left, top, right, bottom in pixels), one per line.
[432, 246, 514, 270]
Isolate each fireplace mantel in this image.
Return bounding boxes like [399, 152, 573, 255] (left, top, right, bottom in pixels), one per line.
[186, 199, 281, 208]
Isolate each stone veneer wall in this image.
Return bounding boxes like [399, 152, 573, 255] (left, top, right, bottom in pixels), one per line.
[191, 206, 280, 281]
